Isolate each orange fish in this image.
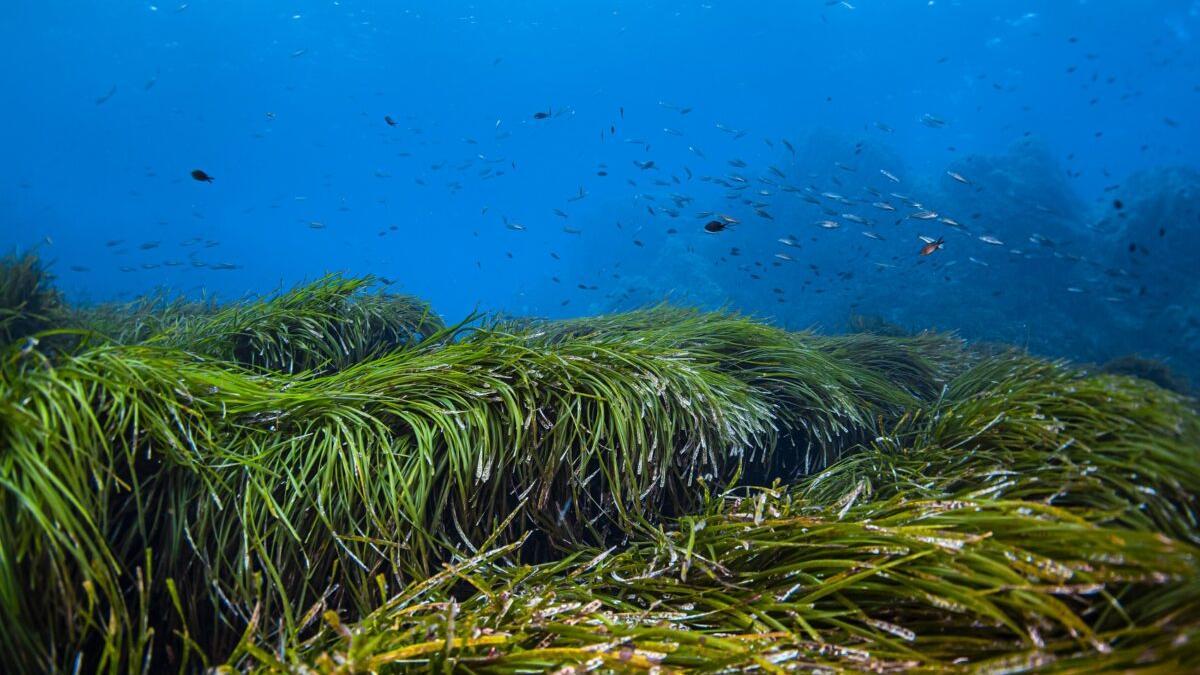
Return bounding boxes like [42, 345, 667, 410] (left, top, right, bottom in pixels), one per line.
[919, 236, 944, 256]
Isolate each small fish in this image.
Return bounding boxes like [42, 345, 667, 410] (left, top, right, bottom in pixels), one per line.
[920, 113, 946, 128]
[505, 222, 526, 232]
[879, 169, 900, 183]
[562, 226, 582, 234]
[910, 210, 939, 220]
[862, 231, 885, 240]
[704, 220, 730, 233]
[384, 115, 397, 126]
[918, 236, 945, 256]
[20, 336, 39, 354]
[190, 169, 214, 183]
[816, 220, 840, 229]
[946, 171, 970, 184]
[774, 253, 795, 262]
[979, 235, 1004, 246]
[532, 108, 552, 120]
[95, 85, 117, 105]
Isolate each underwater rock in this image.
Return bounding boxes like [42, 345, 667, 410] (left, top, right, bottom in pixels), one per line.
[939, 136, 1086, 242]
[1102, 353, 1192, 395]
[847, 312, 910, 337]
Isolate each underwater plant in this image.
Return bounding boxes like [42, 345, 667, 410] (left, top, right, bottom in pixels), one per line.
[145, 274, 447, 373]
[0, 267, 1196, 673]
[0, 249, 64, 346]
[228, 494, 1200, 672]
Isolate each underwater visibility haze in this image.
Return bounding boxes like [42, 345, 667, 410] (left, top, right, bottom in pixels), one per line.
[2, 1, 1200, 672]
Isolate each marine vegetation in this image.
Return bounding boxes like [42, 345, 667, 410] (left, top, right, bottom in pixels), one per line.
[0, 249, 64, 345]
[0, 252, 1197, 673]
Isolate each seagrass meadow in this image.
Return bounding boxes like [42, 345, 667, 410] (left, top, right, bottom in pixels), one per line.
[1, 251, 1198, 674]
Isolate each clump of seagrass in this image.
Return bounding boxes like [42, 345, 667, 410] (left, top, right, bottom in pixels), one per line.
[147, 274, 446, 373]
[66, 290, 220, 344]
[800, 355, 1200, 543]
[229, 490, 1200, 672]
[2, 268, 1198, 673]
[0, 295, 944, 670]
[0, 249, 64, 345]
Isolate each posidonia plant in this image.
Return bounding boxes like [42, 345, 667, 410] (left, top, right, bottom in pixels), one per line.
[1, 252, 1196, 673]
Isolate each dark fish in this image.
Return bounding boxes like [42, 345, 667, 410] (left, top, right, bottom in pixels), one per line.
[533, 108, 552, 120]
[190, 169, 214, 183]
[704, 220, 729, 233]
[95, 85, 117, 105]
[384, 115, 397, 126]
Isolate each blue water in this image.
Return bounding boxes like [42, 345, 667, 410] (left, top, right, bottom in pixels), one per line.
[2, 2, 1198, 379]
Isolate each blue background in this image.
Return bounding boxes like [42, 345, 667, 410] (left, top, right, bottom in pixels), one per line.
[2, 1, 1198, 376]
